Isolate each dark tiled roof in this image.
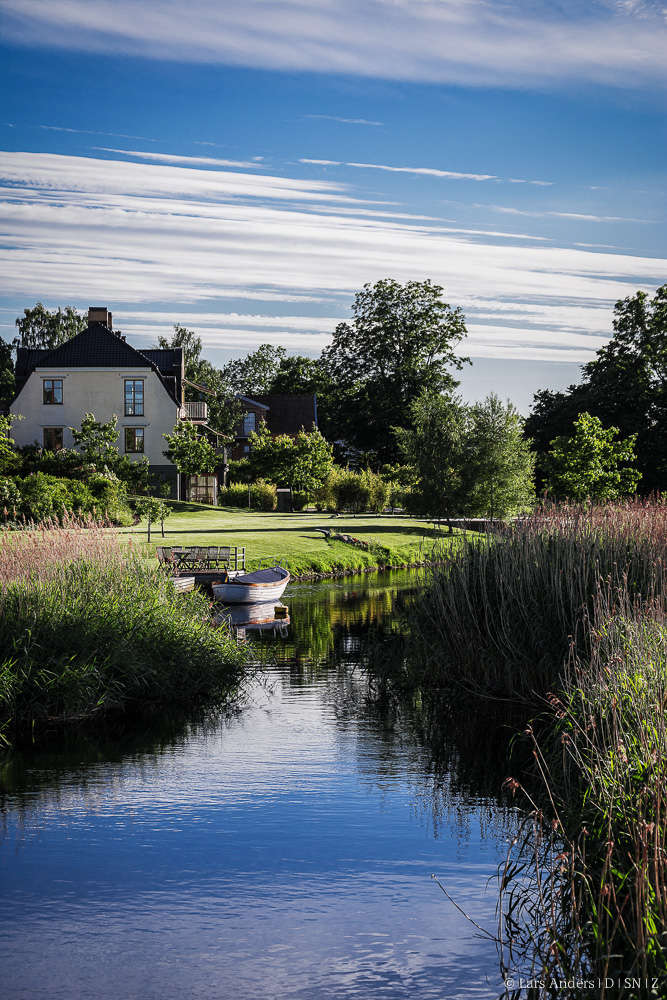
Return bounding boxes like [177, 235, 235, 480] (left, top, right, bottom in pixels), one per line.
[253, 394, 317, 434]
[15, 348, 50, 378]
[19, 322, 152, 370]
[139, 348, 183, 376]
[237, 394, 269, 410]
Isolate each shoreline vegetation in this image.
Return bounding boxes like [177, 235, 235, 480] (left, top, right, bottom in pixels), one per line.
[367, 499, 667, 996]
[0, 518, 247, 747]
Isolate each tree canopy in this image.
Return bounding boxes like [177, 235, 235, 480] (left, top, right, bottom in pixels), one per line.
[220, 344, 287, 395]
[248, 422, 333, 495]
[525, 284, 667, 493]
[321, 279, 468, 459]
[543, 412, 641, 502]
[163, 421, 217, 477]
[15, 303, 86, 350]
[397, 391, 535, 519]
[0, 336, 15, 407]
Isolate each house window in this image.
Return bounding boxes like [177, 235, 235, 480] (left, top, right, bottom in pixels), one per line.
[124, 380, 144, 416]
[43, 379, 63, 404]
[242, 411, 256, 436]
[125, 428, 144, 453]
[43, 427, 63, 451]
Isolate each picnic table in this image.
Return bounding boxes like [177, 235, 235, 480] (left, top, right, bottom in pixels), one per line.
[156, 545, 246, 572]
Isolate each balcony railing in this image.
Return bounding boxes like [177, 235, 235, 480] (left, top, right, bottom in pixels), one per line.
[180, 401, 208, 421]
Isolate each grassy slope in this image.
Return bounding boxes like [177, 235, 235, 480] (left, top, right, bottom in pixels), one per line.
[120, 501, 460, 576]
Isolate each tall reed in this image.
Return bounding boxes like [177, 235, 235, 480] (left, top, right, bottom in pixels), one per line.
[500, 603, 667, 997]
[400, 499, 667, 703]
[0, 520, 247, 739]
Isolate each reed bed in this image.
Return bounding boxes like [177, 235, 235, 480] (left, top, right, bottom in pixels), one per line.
[365, 500, 667, 994]
[398, 499, 667, 703]
[500, 604, 667, 997]
[0, 519, 247, 742]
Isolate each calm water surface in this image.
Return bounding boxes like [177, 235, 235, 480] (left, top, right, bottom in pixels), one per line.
[1, 571, 519, 999]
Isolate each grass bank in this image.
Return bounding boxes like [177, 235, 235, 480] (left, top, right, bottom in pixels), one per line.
[123, 501, 459, 577]
[0, 521, 247, 744]
[368, 501, 667, 994]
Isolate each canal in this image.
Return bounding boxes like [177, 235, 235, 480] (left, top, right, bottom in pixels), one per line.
[1, 570, 520, 999]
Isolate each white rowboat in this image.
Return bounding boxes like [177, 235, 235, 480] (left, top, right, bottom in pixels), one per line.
[211, 566, 290, 604]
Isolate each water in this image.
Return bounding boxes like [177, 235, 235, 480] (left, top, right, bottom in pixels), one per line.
[1, 571, 519, 999]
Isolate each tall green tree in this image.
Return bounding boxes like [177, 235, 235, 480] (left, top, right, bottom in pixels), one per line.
[15, 303, 86, 350]
[220, 344, 287, 395]
[466, 394, 536, 519]
[397, 392, 535, 520]
[525, 284, 667, 493]
[0, 336, 15, 407]
[321, 279, 468, 459]
[155, 325, 242, 439]
[543, 412, 641, 502]
[0, 414, 21, 474]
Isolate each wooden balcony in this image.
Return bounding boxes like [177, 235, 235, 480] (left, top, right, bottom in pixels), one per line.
[180, 401, 208, 421]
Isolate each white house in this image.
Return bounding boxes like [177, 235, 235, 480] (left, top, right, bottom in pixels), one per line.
[9, 307, 213, 499]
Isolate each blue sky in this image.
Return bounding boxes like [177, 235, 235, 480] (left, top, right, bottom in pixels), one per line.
[1, 0, 665, 412]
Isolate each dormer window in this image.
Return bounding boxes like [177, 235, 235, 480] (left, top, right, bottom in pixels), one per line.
[43, 379, 63, 404]
[125, 380, 144, 416]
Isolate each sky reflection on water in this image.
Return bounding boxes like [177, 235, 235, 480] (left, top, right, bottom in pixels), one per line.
[1, 570, 519, 999]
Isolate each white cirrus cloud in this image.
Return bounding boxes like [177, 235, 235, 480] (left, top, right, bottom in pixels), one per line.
[0, 150, 665, 364]
[304, 115, 383, 126]
[301, 159, 553, 186]
[92, 148, 268, 169]
[346, 161, 497, 181]
[1, 0, 667, 89]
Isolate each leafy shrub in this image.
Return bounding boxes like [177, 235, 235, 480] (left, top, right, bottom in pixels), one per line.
[218, 479, 277, 511]
[15, 472, 79, 522]
[361, 469, 391, 513]
[7, 471, 133, 526]
[86, 473, 133, 525]
[291, 491, 309, 511]
[333, 472, 371, 512]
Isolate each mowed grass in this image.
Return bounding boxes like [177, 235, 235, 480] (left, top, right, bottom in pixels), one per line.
[120, 501, 461, 576]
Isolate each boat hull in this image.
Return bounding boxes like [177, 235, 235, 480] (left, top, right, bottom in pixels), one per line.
[211, 567, 290, 604]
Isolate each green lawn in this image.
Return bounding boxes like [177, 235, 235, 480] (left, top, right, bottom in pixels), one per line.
[119, 501, 461, 576]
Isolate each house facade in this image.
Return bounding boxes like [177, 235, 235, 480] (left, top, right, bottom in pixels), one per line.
[9, 307, 195, 498]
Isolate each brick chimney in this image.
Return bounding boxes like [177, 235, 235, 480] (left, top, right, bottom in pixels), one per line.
[88, 307, 113, 329]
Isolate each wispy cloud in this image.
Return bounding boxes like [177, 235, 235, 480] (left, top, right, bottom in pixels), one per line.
[1, 150, 664, 364]
[486, 203, 654, 223]
[301, 159, 554, 185]
[2, 0, 666, 89]
[92, 148, 267, 169]
[347, 161, 497, 182]
[508, 178, 554, 186]
[3, 122, 160, 142]
[304, 115, 383, 126]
